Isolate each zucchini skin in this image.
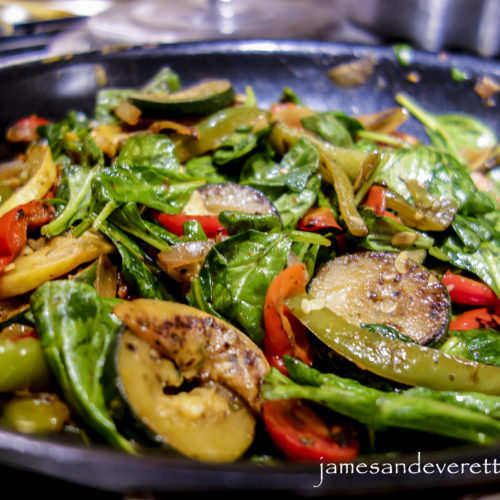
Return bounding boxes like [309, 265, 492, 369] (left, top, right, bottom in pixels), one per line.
[129, 81, 235, 118]
[102, 326, 165, 448]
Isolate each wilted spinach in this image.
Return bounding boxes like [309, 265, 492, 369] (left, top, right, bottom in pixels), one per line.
[30, 280, 134, 453]
[212, 130, 258, 165]
[93, 134, 204, 213]
[218, 210, 281, 235]
[240, 138, 320, 227]
[354, 206, 434, 252]
[396, 93, 497, 158]
[440, 329, 500, 366]
[38, 111, 103, 167]
[97, 220, 167, 300]
[189, 230, 291, 344]
[184, 155, 230, 183]
[375, 146, 484, 214]
[301, 111, 363, 147]
[109, 202, 172, 251]
[42, 165, 97, 237]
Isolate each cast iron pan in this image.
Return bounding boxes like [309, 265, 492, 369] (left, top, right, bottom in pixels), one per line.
[0, 40, 500, 497]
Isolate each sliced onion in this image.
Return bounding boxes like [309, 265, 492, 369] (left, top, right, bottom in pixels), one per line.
[149, 120, 198, 137]
[114, 99, 142, 126]
[158, 240, 214, 287]
[328, 56, 376, 88]
[355, 107, 409, 134]
[270, 104, 315, 129]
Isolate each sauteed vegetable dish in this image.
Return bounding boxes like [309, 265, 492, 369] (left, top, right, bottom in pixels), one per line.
[1, 67, 500, 463]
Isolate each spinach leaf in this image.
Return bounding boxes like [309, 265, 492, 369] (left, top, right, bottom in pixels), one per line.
[109, 202, 172, 251]
[38, 111, 103, 167]
[93, 164, 204, 213]
[271, 175, 320, 228]
[291, 241, 319, 278]
[30, 280, 134, 453]
[42, 165, 97, 237]
[354, 206, 434, 252]
[452, 213, 497, 251]
[213, 131, 258, 165]
[140, 67, 181, 94]
[240, 138, 320, 227]
[440, 329, 500, 366]
[114, 134, 181, 176]
[301, 111, 363, 147]
[280, 87, 303, 105]
[189, 230, 291, 344]
[184, 155, 230, 183]
[97, 220, 167, 300]
[218, 210, 281, 235]
[396, 93, 497, 158]
[363, 323, 418, 344]
[241, 137, 319, 192]
[182, 220, 208, 241]
[93, 134, 204, 213]
[375, 146, 481, 213]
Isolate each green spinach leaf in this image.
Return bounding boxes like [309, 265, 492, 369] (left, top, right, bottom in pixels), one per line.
[30, 280, 134, 453]
[396, 93, 497, 158]
[189, 230, 291, 344]
[301, 111, 363, 147]
[440, 329, 500, 366]
[97, 220, 167, 299]
[42, 165, 97, 237]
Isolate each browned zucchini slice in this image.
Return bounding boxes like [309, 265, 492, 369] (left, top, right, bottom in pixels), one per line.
[105, 328, 256, 463]
[308, 251, 450, 345]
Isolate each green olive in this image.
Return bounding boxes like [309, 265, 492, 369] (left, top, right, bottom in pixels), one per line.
[0, 335, 50, 392]
[0, 393, 70, 434]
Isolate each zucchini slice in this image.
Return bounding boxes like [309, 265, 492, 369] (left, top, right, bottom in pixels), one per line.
[105, 328, 256, 462]
[308, 251, 450, 345]
[129, 80, 235, 117]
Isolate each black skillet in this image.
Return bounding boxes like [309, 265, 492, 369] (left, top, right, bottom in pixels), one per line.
[0, 40, 500, 497]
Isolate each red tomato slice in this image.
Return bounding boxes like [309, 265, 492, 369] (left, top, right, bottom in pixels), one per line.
[263, 399, 359, 462]
[0, 206, 28, 257]
[263, 263, 313, 374]
[442, 271, 500, 308]
[296, 206, 342, 232]
[449, 307, 500, 331]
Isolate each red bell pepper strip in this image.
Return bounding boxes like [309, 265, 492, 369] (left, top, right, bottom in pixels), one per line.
[6, 115, 50, 143]
[0, 206, 28, 257]
[263, 263, 313, 375]
[0, 200, 55, 273]
[296, 206, 342, 232]
[152, 212, 227, 238]
[262, 399, 359, 462]
[449, 307, 500, 331]
[442, 271, 500, 307]
[362, 185, 401, 222]
[21, 200, 56, 231]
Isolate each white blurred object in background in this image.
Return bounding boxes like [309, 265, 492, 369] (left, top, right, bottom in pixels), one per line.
[50, 0, 347, 54]
[346, 0, 500, 57]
